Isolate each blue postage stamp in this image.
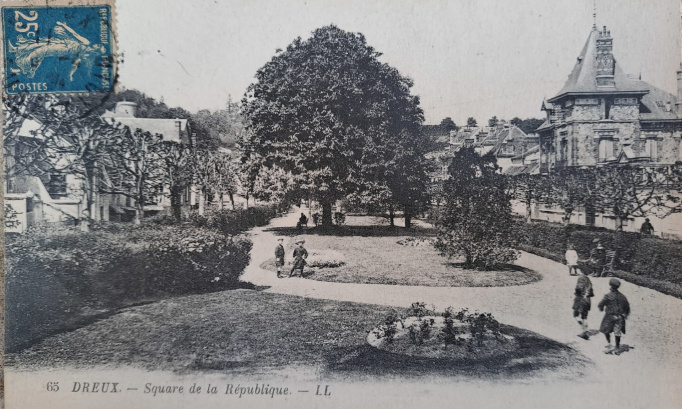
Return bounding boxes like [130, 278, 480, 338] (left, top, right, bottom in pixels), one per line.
[2, 1, 116, 95]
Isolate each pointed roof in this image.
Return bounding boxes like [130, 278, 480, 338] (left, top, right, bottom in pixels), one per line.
[547, 27, 649, 103]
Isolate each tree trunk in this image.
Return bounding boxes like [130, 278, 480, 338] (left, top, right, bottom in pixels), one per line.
[133, 202, 143, 225]
[389, 206, 395, 227]
[321, 201, 333, 227]
[585, 202, 595, 227]
[87, 167, 97, 222]
[198, 188, 206, 215]
[170, 186, 182, 221]
[464, 250, 473, 269]
[404, 208, 412, 229]
[229, 192, 235, 210]
[525, 195, 532, 223]
[219, 192, 225, 210]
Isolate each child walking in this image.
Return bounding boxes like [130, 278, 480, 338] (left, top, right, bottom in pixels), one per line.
[289, 239, 308, 277]
[573, 267, 594, 340]
[598, 278, 630, 354]
[565, 243, 579, 276]
[275, 238, 285, 278]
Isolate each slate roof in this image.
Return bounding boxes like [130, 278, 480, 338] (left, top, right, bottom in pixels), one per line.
[511, 144, 540, 161]
[544, 26, 680, 123]
[548, 27, 649, 103]
[639, 83, 679, 121]
[102, 116, 189, 143]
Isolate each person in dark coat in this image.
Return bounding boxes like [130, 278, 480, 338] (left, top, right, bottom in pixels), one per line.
[598, 278, 630, 354]
[582, 239, 606, 277]
[640, 218, 654, 235]
[289, 239, 308, 277]
[297, 213, 308, 230]
[573, 268, 594, 340]
[275, 238, 285, 278]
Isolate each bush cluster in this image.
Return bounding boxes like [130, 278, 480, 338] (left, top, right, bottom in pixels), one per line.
[513, 219, 682, 285]
[155, 205, 279, 236]
[6, 224, 252, 298]
[5, 223, 252, 351]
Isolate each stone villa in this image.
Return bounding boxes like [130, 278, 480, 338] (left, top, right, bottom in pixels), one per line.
[537, 25, 682, 172]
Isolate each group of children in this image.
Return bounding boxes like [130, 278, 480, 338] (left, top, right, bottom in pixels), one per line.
[566, 244, 631, 355]
[274, 237, 308, 278]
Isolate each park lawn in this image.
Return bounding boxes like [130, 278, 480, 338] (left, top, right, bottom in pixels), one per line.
[262, 217, 541, 287]
[6, 290, 590, 381]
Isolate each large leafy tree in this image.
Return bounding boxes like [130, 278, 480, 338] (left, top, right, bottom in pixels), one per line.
[385, 130, 434, 227]
[440, 117, 458, 133]
[436, 147, 518, 269]
[241, 25, 424, 226]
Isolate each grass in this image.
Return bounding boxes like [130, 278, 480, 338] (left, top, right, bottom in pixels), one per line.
[262, 216, 541, 287]
[6, 290, 591, 381]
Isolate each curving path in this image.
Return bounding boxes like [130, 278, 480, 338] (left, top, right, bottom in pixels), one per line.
[6, 210, 682, 409]
[242, 209, 682, 404]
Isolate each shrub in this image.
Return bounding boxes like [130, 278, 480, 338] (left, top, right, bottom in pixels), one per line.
[374, 309, 403, 344]
[513, 219, 682, 293]
[334, 212, 346, 225]
[437, 148, 518, 269]
[154, 205, 279, 236]
[439, 307, 462, 347]
[407, 302, 436, 318]
[4, 223, 252, 351]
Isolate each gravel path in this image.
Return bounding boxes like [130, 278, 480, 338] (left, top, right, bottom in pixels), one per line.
[241, 209, 682, 405]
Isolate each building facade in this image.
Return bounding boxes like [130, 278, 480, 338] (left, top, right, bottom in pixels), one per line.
[537, 25, 682, 173]
[531, 24, 682, 237]
[4, 101, 195, 232]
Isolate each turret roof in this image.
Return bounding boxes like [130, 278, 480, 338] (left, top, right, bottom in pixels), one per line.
[548, 27, 649, 102]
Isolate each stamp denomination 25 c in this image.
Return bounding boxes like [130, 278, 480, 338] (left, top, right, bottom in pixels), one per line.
[2, 0, 116, 95]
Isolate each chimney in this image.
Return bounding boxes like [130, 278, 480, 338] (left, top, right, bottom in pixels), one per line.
[595, 26, 615, 87]
[115, 101, 138, 118]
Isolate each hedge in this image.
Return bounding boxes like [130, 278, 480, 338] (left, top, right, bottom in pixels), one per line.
[5, 223, 252, 352]
[513, 219, 682, 297]
[151, 205, 279, 236]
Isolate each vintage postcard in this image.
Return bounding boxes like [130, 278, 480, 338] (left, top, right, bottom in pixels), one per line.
[2, 0, 682, 408]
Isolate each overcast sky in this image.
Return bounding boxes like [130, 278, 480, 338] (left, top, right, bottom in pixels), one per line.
[116, 0, 680, 125]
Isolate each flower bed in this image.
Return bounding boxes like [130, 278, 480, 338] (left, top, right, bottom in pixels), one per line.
[368, 303, 517, 360]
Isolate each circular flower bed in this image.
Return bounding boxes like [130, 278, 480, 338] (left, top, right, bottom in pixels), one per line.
[368, 303, 518, 360]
